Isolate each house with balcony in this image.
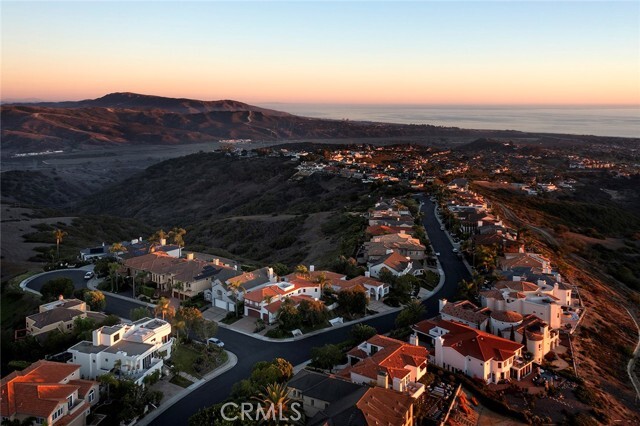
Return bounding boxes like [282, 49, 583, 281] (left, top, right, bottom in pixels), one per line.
[67, 317, 173, 385]
[338, 334, 428, 399]
[368, 251, 413, 279]
[412, 319, 533, 384]
[209, 266, 277, 312]
[1, 360, 99, 426]
[438, 299, 491, 330]
[243, 278, 322, 324]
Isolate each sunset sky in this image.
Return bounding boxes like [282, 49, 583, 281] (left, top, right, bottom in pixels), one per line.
[2, 1, 639, 105]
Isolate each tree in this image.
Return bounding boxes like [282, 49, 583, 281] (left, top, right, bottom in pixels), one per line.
[130, 306, 152, 321]
[337, 286, 368, 317]
[277, 299, 301, 331]
[84, 290, 106, 311]
[53, 228, 67, 261]
[174, 306, 203, 338]
[109, 242, 127, 256]
[108, 262, 120, 292]
[378, 268, 396, 285]
[252, 382, 300, 426]
[155, 297, 175, 321]
[169, 227, 187, 250]
[227, 280, 246, 318]
[194, 319, 218, 342]
[298, 299, 328, 328]
[350, 324, 377, 344]
[510, 325, 516, 341]
[270, 263, 289, 277]
[73, 317, 97, 340]
[521, 329, 528, 346]
[293, 264, 309, 278]
[395, 300, 425, 328]
[314, 272, 333, 297]
[134, 271, 148, 298]
[311, 344, 345, 371]
[41, 278, 74, 300]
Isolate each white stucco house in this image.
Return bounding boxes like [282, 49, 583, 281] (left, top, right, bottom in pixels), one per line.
[67, 317, 173, 385]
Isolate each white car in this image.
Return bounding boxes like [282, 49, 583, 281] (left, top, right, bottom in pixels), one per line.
[452, 248, 458, 253]
[435, 252, 441, 256]
[84, 271, 95, 280]
[440, 226, 445, 231]
[207, 337, 224, 347]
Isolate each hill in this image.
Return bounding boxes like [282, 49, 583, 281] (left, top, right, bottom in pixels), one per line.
[1, 93, 454, 153]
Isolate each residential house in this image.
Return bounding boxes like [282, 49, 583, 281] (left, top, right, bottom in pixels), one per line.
[122, 251, 225, 299]
[362, 233, 426, 263]
[339, 334, 428, 399]
[243, 278, 321, 324]
[79, 244, 109, 261]
[288, 370, 415, 426]
[67, 317, 173, 385]
[499, 253, 552, 275]
[412, 319, 533, 383]
[209, 267, 276, 312]
[368, 251, 413, 279]
[24, 298, 107, 339]
[438, 299, 490, 330]
[1, 360, 99, 426]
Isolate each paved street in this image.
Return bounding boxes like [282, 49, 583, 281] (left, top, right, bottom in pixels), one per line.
[150, 195, 471, 425]
[24, 268, 149, 320]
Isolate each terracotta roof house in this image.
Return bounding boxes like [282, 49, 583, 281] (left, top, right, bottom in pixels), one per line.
[208, 266, 276, 312]
[356, 387, 414, 426]
[24, 298, 107, 339]
[368, 251, 413, 279]
[365, 225, 411, 237]
[122, 251, 227, 299]
[243, 278, 322, 324]
[513, 314, 560, 363]
[438, 299, 491, 330]
[412, 319, 533, 383]
[499, 253, 551, 274]
[339, 335, 427, 399]
[1, 361, 99, 426]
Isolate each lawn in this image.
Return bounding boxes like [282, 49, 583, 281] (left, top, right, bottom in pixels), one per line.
[169, 374, 193, 388]
[170, 343, 228, 379]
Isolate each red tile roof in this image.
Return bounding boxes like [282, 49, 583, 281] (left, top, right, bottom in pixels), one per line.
[340, 335, 427, 381]
[1, 361, 96, 420]
[415, 319, 523, 362]
[356, 387, 414, 426]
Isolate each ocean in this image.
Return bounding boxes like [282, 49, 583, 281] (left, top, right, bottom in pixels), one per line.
[257, 104, 640, 139]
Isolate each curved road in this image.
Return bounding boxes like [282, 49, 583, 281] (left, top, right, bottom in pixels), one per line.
[26, 269, 147, 319]
[151, 195, 471, 425]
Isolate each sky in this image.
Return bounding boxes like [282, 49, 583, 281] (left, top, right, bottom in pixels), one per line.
[2, 1, 639, 105]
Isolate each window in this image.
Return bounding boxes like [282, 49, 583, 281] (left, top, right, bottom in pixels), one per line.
[52, 406, 64, 421]
[67, 323, 73, 329]
[36, 418, 44, 425]
[113, 334, 120, 342]
[67, 395, 73, 410]
[88, 389, 95, 403]
[498, 362, 502, 368]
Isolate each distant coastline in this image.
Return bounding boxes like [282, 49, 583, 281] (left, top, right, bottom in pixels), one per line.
[257, 103, 640, 138]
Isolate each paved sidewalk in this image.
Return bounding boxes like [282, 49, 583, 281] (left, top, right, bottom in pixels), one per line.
[136, 351, 238, 426]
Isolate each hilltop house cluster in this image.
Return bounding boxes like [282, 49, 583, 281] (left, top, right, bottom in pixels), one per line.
[359, 199, 427, 279]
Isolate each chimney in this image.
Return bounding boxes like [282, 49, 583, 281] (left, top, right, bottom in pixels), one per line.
[234, 265, 238, 271]
[309, 265, 315, 272]
[377, 370, 389, 389]
[186, 253, 194, 260]
[58, 294, 64, 301]
[160, 238, 166, 246]
[410, 333, 419, 346]
[139, 237, 143, 242]
[364, 271, 370, 278]
[213, 258, 220, 266]
[102, 242, 105, 247]
[439, 298, 447, 312]
[268, 267, 276, 282]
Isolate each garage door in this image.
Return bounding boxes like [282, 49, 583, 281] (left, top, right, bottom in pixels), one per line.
[214, 299, 229, 310]
[247, 308, 260, 318]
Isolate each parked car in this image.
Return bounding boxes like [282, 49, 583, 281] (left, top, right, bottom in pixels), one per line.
[435, 252, 441, 256]
[207, 337, 224, 347]
[452, 248, 458, 253]
[440, 226, 445, 231]
[84, 271, 95, 280]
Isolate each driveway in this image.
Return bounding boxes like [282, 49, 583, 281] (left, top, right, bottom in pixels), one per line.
[149, 195, 472, 426]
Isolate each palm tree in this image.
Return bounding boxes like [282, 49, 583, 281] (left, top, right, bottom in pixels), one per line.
[227, 281, 246, 318]
[169, 227, 187, 255]
[108, 263, 120, 292]
[173, 319, 186, 342]
[149, 229, 167, 244]
[314, 272, 331, 298]
[134, 271, 148, 298]
[252, 382, 299, 425]
[53, 229, 67, 261]
[294, 264, 309, 278]
[155, 297, 174, 320]
[109, 242, 127, 257]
